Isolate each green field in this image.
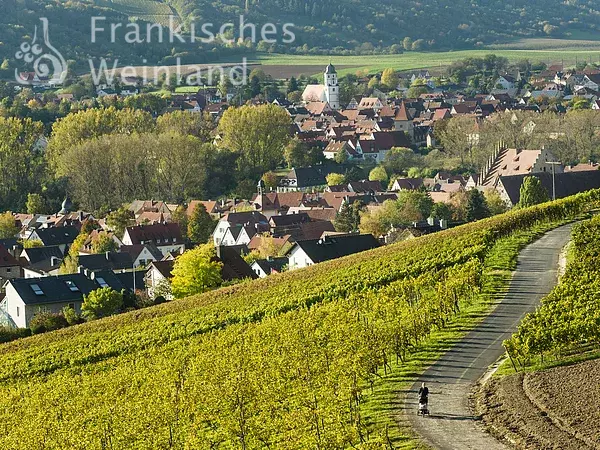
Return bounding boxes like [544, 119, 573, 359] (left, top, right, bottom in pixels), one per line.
[249, 46, 600, 75]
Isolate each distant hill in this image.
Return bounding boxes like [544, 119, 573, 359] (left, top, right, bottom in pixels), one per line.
[2, 0, 600, 73]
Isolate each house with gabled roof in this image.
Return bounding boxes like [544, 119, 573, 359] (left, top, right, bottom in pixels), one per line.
[277, 167, 329, 192]
[122, 223, 184, 256]
[478, 147, 563, 188]
[1, 270, 125, 328]
[26, 226, 79, 254]
[20, 245, 64, 278]
[213, 211, 269, 246]
[0, 245, 22, 286]
[287, 234, 380, 270]
[251, 257, 288, 278]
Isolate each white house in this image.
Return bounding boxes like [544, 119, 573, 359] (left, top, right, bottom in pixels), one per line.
[287, 234, 380, 270]
[212, 212, 269, 246]
[122, 223, 184, 257]
[250, 257, 288, 278]
[1, 271, 124, 328]
[145, 260, 174, 300]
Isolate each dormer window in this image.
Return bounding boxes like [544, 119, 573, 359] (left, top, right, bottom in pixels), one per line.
[65, 280, 79, 292]
[30, 284, 44, 296]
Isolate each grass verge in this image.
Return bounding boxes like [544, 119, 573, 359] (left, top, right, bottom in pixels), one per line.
[358, 219, 572, 449]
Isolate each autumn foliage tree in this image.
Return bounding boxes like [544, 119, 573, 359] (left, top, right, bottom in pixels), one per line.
[170, 244, 223, 299]
[218, 104, 291, 177]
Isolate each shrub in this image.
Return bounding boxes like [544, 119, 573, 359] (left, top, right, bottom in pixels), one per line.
[29, 311, 69, 334]
[81, 288, 124, 321]
[62, 306, 82, 326]
[0, 326, 31, 343]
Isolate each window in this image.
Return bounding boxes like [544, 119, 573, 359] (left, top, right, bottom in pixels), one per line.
[68, 303, 75, 310]
[16, 307, 19, 317]
[6, 268, 10, 273]
[96, 277, 109, 288]
[65, 280, 79, 292]
[30, 284, 44, 296]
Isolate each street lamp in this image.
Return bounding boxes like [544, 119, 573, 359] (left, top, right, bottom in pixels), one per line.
[547, 161, 562, 201]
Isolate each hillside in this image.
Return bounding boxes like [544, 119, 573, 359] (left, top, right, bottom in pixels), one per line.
[2, 0, 600, 73]
[0, 192, 597, 448]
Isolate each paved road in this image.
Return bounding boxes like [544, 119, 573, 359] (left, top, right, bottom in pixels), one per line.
[405, 224, 573, 450]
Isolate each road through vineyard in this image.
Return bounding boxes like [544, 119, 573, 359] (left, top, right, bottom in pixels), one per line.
[405, 224, 574, 450]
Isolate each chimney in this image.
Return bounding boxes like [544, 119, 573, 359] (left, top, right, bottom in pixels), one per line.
[439, 219, 448, 230]
[51, 256, 60, 267]
[427, 217, 435, 226]
[79, 211, 84, 222]
[77, 265, 85, 274]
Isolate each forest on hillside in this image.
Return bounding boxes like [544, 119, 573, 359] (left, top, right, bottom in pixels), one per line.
[1, 0, 600, 71]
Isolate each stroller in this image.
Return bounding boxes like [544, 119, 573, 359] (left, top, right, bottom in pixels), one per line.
[417, 394, 430, 416]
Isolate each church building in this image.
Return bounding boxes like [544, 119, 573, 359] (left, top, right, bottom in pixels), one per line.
[301, 63, 340, 110]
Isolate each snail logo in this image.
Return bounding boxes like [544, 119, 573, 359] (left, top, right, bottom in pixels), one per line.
[14, 18, 67, 86]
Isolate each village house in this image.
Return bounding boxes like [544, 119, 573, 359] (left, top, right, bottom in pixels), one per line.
[26, 226, 79, 254]
[251, 257, 288, 278]
[1, 270, 125, 328]
[478, 147, 563, 188]
[20, 246, 64, 278]
[212, 211, 269, 246]
[122, 223, 184, 256]
[0, 245, 23, 286]
[287, 234, 380, 270]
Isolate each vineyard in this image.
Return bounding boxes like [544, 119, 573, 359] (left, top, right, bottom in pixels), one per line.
[98, 0, 181, 27]
[505, 214, 600, 365]
[0, 192, 597, 448]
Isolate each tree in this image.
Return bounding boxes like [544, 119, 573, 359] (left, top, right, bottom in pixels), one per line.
[287, 76, 299, 93]
[157, 110, 214, 142]
[26, 193, 45, 214]
[430, 202, 454, 221]
[397, 190, 434, 222]
[188, 204, 215, 245]
[517, 176, 549, 208]
[284, 138, 307, 168]
[334, 149, 349, 164]
[383, 147, 420, 175]
[326, 173, 346, 186]
[48, 107, 153, 176]
[403, 37, 413, 51]
[60, 232, 89, 274]
[0, 117, 45, 211]
[81, 287, 124, 321]
[262, 171, 279, 190]
[380, 68, 399, 91]
[406, 86, 428, 98]
[22, 239, 43, 248]
[465, 189, 490, 222]
[334, 201, 364, 232]
[92, 232, 118, 254]
[106, 207, 133, 238]
[0, 212, 18, 239]
[436, 116, 478, 166]
[171, 205, 189, 241]
[170, 244, 223, 299]
[369, 166, 388, 183]
[218, 104, 291, 177]
[484, 189, 508, 215]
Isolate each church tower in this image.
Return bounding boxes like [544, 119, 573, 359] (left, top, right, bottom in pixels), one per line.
[324, 63, 339, 110]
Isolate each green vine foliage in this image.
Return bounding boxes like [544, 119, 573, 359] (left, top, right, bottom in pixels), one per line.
[505, 214, 600, 365]
[0, 190, 597, 448]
